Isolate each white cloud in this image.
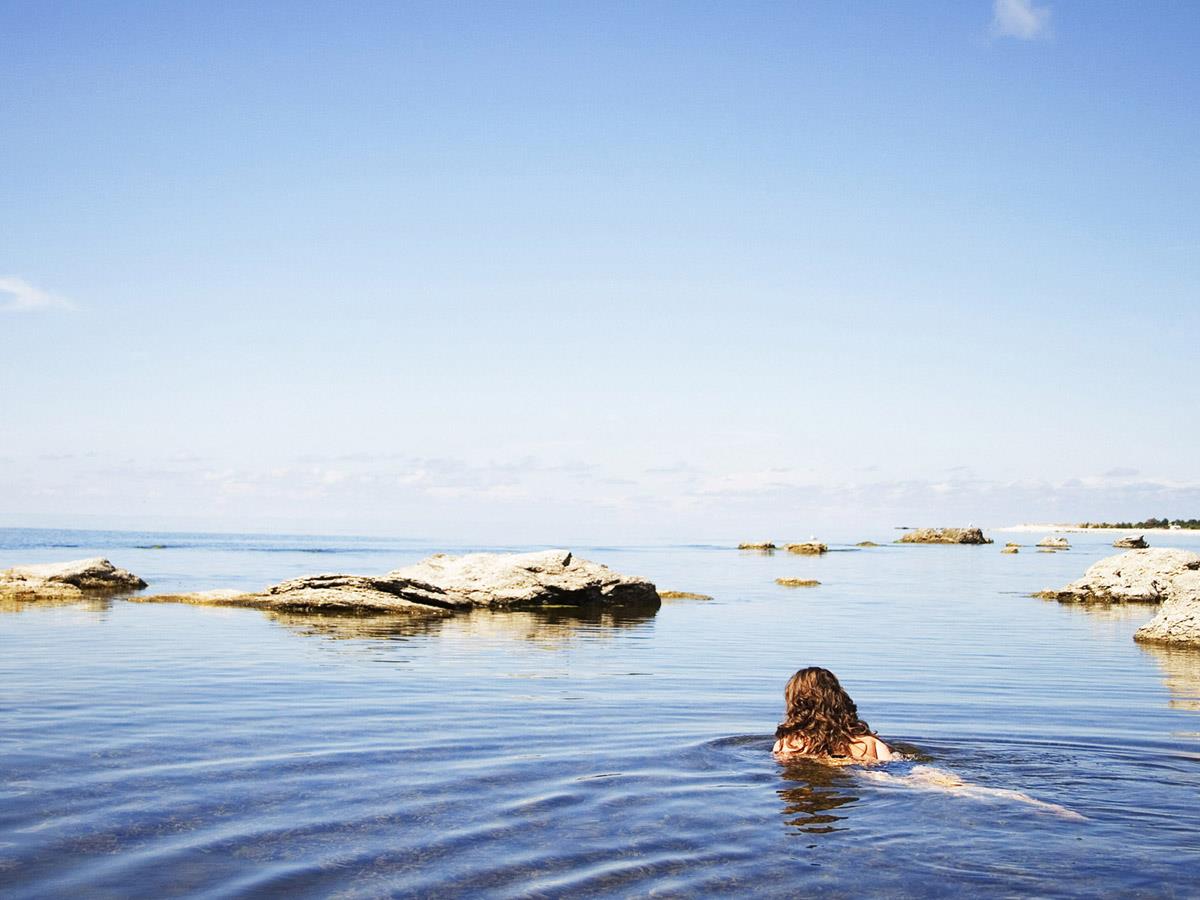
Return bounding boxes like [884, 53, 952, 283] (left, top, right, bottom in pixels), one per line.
[992, 0, 1051, 40]
[0, 276, 74, 312]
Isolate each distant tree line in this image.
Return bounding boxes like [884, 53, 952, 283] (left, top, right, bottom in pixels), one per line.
[1078, 518, 1200, 530]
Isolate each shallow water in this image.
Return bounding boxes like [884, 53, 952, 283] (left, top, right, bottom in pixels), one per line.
[3, 527, 1200, 897]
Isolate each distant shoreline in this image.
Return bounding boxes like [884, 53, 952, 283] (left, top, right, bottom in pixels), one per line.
[997, 524, 1195, 535]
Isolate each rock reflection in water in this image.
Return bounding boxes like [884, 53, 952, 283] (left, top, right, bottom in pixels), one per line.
[263, 605, 658, 644]
[1139, 644, 1200, 712]
[776, 759, 860, 834]
[0, 595, 115, 616]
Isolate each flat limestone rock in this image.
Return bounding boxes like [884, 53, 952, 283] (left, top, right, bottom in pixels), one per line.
[896, 528, 992, 545]
[0, 557, 146, 599]
[1113, 535, 1148, 549]
[385, 550, 659, 610]
[134, 579, 455, 617]
[738, 542, 776, 551]
[1035, 548, 1200, 604]
[1037, 537, 1070, 550]
[785, 542, 827, 555]
[659, 590, 713, 601]
[1002, 546, 1019, 554]
[855, 541, 880, 547]
[776, 578, 820, 587]
[127, 551, 659, 617]
[1135, 572, 1200, 646]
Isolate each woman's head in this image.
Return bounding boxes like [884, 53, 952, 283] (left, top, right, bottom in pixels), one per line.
[776, 666, 872, 756]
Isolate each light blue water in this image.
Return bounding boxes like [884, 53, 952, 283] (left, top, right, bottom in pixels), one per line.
[2, 527, 1200, 897]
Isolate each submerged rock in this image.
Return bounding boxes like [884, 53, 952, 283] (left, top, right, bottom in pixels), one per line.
[1002, 546, 1019, 554]
[1034, 548, 1200, 604]
[137, 550, 660, 616]
[0, 558, 146, 600]
[897, 527, 992, 545]
[776, 578, 821, 587]
[1114, 535, 1148, 549]
[738, 542, 776, 551]
[1135, 572, 1200, 646]
[855, 541, 880, 547]
[785, 542, 828, 555]
[1037, 537, 1070, 550]
[659, 590, 713, 600]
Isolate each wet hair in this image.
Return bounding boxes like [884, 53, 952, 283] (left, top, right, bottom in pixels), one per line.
[775, 667, 874, 757]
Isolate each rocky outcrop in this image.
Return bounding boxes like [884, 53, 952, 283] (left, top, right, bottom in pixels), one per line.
[139, 578, 459, 616]
[896, 528, 992, 545]
[1037, 537, 1070, 550]
[0, 558, 146, 600]
[785, 542, 827, 555]
[1002, 546, 1019, 554]
[384, 551, 658, 609]
[1034, 549, 1200, 604]
[136, 550, 660, 616]
[738, 542, 776, 551]
[1135, 572, 1200, 646]
[659, 591, 713, 600]
[776, 578, 820, 587]
[855, 541, 879, 547]
[1114, 535, 1148, 549]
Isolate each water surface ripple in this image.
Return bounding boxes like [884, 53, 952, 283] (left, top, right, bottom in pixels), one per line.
[2, 528, 1200, 897]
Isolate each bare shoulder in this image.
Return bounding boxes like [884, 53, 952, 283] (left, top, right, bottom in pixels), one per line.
[849, 735, 896, 762]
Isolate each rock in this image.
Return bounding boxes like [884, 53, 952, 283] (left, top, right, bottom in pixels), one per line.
[136, 551, 660, 615]
[1037, 549, 1057, 554]
[133, 580, 453, 616]
[659, 590, 713, 600]
[855, 541, 879, 547]
[1114, 535, 1148, 549]
[776, 578, 821, 587]
[385, 550, 659, 610]
[1005, 542, 1021, 547]
[266, 574, 468, 612]
[785, 542, 828, 555]
[0, 557, 146, 600]
[896, 528, 992, 545]
[1034, 548, 1200, 604]
[1002, 546, 1019, 554]
[1135, 572, 1200, 646]
[738, 542, 776, 551]
[1037, 537, 1070, 550]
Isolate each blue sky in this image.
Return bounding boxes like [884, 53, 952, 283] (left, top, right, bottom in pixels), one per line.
[2, 0, 1197, 541]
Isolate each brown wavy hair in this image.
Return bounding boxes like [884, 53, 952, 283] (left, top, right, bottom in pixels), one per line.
[775, 667, 873, 757]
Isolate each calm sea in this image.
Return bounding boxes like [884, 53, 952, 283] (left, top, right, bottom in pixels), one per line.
[2, 527, 1199, 897]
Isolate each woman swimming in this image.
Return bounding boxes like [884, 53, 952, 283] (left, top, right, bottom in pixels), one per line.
[772, 668, 1087, 818]
[773, 667, 895, 763]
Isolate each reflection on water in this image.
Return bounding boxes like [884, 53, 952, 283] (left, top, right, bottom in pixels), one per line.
[0, 595, 114, 616]
[265, 605, 658, 643]
[1053, 602, 1149, 623]
[776, 759, 860, 834]
[262, 609, 450, 641]
[1140, 644, 1200, 711]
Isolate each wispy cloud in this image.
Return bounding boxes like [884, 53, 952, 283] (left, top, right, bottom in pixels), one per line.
[0, 277, 74, 312]
[992, 0, 1051, 40]
[6, 450, 1199, 541]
